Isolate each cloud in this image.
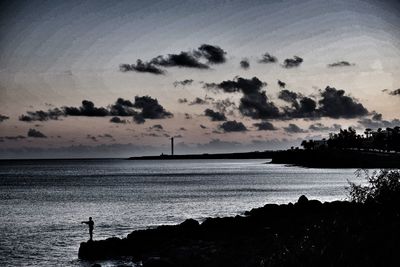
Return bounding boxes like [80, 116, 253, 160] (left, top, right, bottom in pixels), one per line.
[283, 56, 303, 68]
[206, 77, 369, 121]
[278, 87, 367, 119]
[173, 79, 194, 87]
[19, 108, 64, 122]
[328, 61, 355, 67]
[277, 80, 286, 88]
[87, 135, 98, 142]
[204, 108, 227, 121]
[189, 97, 209, 105]
[309, 123, 342, 132]
[358, 112, 400, 129]
[132, 95, 173, 123]
[205, 76, 280, 120]
[110, 117, 127, 124]
[197, 44, 227, 64]
[28, 128, 47, 138]
[119, 60, 165, 75]
[0, 135, 26, 141]
[98, 134, 113, 139]
[151, 51, 209, 69]
[64, 100, 109, 117]
[240, 59, 250, 69]
[177, 98, 188, 104]
[385, 88, 400, 96]
[318, 86, 368, 118]
[0, 114, 9, 122]
[284, 123, 307, 133]
[220, 120, 247, 132]
[123, 44, 227, 75]
[109, 98, 137, 116]
[253, 121, 277, 131]
[149, 124, 163, 131]
[212, 98, 236, 113]
[20, 97, 172, 124]
[258, 53, 277, 63]
[278, 90, 299, 107]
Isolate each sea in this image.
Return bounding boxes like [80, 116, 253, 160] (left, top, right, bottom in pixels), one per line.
[0, 159, 365, 266]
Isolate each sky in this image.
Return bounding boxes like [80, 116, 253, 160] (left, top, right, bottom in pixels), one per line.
[0, 0, 399, 158]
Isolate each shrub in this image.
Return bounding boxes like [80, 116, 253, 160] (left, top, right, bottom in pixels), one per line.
[348, 169, 400, 204]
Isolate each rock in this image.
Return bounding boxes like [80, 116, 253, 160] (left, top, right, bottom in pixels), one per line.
[297, 195, 309, 205]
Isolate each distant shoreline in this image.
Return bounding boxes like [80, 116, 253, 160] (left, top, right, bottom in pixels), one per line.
[128, 149, 400, 168]
[128, 151, 277, 160]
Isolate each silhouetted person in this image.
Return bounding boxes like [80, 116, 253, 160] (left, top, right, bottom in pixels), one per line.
[81, 217, 94, 241]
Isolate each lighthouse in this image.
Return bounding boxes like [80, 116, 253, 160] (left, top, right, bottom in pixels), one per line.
[171, 137, 174, 156]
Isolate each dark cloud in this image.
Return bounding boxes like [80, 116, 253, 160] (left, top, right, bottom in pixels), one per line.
[109, 98, 137, 116]
[358, 112, 400, 129]
[206, 76, 369, 121]
[121, 44, 227, 75]
[132, 95, 173, 123]
[178, 98, 188, 104]
[278, 90, 318, 119]
[119, 60, 165, 75]
[87, 135, 98, 142]
[318, 86, 368, 118]
[151, 52, 208, 69]
[278, 90, 299, 107]
[173, 79, 194, 87]
[277, 80, 286, 88]
[385, 88, 400, 96]
[371, 111, 382, 121]
[309, 123, 342, 132]
[110, 117, 127, 124]
[149, 124, 164, 131]
[328, 61, 354, 68]
[28, 128, 47, 138]
[197, 44, 227, 64]
[220, 120, 247, 132]
[253, 121, 276, 131]
[284, 123, 307, 133]
[283, 56, 303, 68]
[240, 59, 250, 69]
[204, 109, 227, 121]
[19, 108, 64, 122]
[239, 90, 281, 120]
[1, 135, 26, 141]
[213, 98, 236, 113]
[64, 100, 109, 117]
[98, 134, 113, 138]
[0, 114, 10, 122]
[258, 53, 277, 63]
[189, 97, 209, 105]
[205, 77, 280, 120]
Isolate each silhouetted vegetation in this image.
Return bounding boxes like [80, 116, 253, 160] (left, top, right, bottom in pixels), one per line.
[348, 169, 400, 204]
[301, 126, 400, 152]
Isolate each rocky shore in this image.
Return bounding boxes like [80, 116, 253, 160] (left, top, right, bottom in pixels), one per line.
[79, 195, 400, 267]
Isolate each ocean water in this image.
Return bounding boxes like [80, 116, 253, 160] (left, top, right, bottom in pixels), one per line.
[0, 159, 364, 266]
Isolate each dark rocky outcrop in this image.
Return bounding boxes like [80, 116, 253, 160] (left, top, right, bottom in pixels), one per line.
[271, 149, 400, 168]
[79, 196, 400, 266]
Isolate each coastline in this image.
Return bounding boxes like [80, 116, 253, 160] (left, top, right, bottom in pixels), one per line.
[79, 195, 400, 267]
